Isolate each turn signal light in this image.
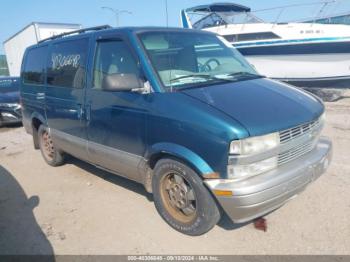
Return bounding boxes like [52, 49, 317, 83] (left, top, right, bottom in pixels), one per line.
[213, 190, 233, 197]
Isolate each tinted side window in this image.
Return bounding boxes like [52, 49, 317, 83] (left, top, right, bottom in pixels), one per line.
[23, 46, 48, 85]
[47, 38, 89, 88]
[223, 32, 281, 42]
[93, 40, 140, 89]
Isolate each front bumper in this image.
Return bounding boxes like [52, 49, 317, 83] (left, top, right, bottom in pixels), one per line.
[205, 137, 332, 223]
[0, 106, 22, 126]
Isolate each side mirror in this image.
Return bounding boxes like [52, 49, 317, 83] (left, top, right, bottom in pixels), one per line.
[102, 73, 143, 92]
[28, 195, 40, 209]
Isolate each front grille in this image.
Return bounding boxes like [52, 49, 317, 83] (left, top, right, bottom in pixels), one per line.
[278, 140, 315, 165]
[277, 116, 323, 166]
[279, 118, 321, 144]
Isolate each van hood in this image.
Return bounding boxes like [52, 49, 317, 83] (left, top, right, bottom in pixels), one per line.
[181, 78, 324, 137]
[0, 91, 20, 104]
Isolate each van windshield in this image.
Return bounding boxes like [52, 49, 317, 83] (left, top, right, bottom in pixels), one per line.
[138, 31, 261, 91]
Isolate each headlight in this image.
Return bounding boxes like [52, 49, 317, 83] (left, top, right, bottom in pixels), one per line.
[227, 156, 278, 180]
[230, 132, 280, 155]
[0, 103, 20, 108]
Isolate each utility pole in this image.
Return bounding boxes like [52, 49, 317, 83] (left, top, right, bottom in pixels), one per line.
[165, 0, 169, 27]
[101, 7, 132, 27]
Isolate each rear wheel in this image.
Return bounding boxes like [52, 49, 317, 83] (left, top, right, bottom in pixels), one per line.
[152, 159, 221, 236]
[38, 125, 64, 166]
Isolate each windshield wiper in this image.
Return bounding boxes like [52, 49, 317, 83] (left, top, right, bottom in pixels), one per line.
[169, 73, 246, 91]
[170, 74, 213, 82]
[170, 74, 236, 83]
[226, 72, 265, 79]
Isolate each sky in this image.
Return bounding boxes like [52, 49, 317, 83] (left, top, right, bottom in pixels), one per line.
[1, 0, 350, 54]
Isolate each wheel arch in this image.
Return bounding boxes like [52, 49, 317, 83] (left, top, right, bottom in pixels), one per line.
[30, 112, 47, 150]
[146, 143, 215, 178]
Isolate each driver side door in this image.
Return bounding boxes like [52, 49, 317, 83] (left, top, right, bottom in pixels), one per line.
[85, 34, 149, 182]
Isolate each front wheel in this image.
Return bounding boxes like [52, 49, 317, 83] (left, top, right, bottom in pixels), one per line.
[38, 125, 65, 167]
[152, 159, 221, 236]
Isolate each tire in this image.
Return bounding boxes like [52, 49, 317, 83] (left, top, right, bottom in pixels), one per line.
[152, 158, 221, 236]
[38, 125, 65, 166]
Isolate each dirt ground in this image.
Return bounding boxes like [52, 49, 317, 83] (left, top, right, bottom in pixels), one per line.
[0, 92, 350, 255]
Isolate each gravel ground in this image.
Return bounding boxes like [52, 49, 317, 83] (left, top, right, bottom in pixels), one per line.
[0, 93, 350, 255]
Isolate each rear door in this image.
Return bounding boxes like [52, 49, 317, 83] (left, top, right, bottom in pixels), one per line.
[45, 37, 90, 160]
[85, 33, 149, 182]
[21, 46, 48, 131]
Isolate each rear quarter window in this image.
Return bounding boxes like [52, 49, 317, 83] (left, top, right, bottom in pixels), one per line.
[22, 46, 48, 85]
[47, 38, 89, 88]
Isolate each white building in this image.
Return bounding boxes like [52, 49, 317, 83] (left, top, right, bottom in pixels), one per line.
[3, 22, 82, 76]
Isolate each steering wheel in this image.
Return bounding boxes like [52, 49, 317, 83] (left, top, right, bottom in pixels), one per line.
[198, 62, 211, 72]
[204, 59, 221, 71]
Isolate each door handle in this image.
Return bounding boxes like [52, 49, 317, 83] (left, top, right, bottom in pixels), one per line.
[77, 104, 83, 119]
[36, 93, 45, 100]
[86, 104, 91, 122]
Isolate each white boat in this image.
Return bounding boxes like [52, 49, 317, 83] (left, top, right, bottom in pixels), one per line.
[181, 2, 350, 88]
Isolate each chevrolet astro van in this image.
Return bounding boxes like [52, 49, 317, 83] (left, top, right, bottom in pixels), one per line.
[20, 26, 332, 236]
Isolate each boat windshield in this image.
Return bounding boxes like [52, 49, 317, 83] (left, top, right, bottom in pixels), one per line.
[221, 12, 264, 24]
[192, 11, 263, 30]
[138, 31, 261, 92]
